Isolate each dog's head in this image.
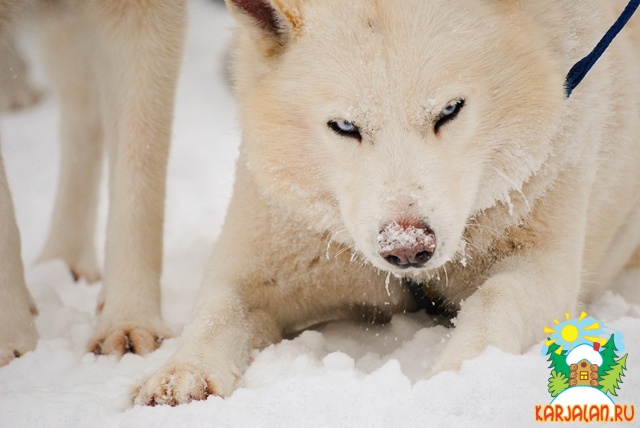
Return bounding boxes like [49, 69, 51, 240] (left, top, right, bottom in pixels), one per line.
[227, 0, 566, 274]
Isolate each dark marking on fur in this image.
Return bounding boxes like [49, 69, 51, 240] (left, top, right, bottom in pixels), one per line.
[13, 350, 21, 358]
[403, 278, 458, 323]
[91, 342, 103, 355]
[231, 0, 281, 36]
[308, 256, 321, 269]
[124, 333, 134, 354]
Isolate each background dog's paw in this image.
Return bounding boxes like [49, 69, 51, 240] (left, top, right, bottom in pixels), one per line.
[0, 312, 39, 367]
[132, 363, 234, 406]
[89, 321, 172, 357]
[37, 247, 101, 284]
[68, 262, 101, 284]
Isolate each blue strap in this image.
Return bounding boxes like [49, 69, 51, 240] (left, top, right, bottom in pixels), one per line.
[565, 0, 640, 97]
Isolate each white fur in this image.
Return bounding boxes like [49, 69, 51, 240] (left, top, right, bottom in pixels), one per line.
[0, 0, 186, 364]
[134, 0, 640, 405]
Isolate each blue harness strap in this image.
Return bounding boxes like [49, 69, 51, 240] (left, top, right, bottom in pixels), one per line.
[565, 0, 640, 97]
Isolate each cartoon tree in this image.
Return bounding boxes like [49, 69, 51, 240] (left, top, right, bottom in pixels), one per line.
[599, 354, 628, 396]
[548, 370, 569, 397]
[546, 342, 570, 378]
[598, 334, 620, 379]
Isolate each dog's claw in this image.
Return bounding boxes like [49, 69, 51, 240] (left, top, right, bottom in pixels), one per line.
[90, 323, 172, 357]
[133, 363, 224, 407]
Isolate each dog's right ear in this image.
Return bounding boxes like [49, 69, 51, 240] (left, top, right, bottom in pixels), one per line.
[225, 0, 303, 42]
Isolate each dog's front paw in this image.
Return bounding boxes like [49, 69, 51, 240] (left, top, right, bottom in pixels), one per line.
[0, 303, 39, 367]
[132, 362, 240, 406]
[89, 319, 172, 357]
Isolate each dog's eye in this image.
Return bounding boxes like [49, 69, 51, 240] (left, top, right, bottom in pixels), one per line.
[434, 99, 465, 134]
[328, 120, 362, 141]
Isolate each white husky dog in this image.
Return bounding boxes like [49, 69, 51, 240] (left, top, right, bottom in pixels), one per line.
[0, 1, 186, 365]
[134, 0, 640, 405]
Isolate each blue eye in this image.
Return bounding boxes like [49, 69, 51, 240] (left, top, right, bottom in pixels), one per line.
[435, 98, 465, 134]
[328, 119, 362, 141]
[441, 103, 457, 116]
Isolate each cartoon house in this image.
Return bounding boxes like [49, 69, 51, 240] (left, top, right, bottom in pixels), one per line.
[566, 343, 602, 387]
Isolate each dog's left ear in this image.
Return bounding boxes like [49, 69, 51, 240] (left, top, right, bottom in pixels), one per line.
[225, 0, 303, 41]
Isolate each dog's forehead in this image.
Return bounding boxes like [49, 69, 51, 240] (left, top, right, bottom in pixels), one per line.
[293, 0, 512, 102]
[300, 0, 508, 59]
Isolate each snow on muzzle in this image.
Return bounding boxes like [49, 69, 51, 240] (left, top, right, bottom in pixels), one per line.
[377, 221, 436, 269]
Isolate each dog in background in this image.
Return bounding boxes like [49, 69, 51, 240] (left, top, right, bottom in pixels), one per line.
[0, 0, 186, 365]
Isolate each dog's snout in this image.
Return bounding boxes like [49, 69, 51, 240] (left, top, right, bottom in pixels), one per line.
[378, 221, 436, 269]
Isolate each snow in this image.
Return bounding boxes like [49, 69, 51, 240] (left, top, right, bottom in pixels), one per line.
[566, 344, 603, 366]
[377, 222, 436, 254]
[1, 1, 639, 426]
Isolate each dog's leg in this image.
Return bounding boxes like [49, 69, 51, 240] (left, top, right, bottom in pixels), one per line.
[86, 2, 187, 356]
[36, 14, 103, 283]
[429, 171, 589, 375]
[132, 163, 283, 404]
[0, 149, 38, 366]
[0, 20, 41, 112]
[133, 284, 281, 405]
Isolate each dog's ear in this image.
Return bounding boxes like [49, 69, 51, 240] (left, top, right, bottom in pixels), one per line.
[226, 0, 303, 40]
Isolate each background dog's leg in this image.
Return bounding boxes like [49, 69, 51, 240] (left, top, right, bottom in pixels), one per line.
[87, 1, 187, 356]
[36, 13, 103, 284]
[0, 148, 38, 366]
[0, 20, 41, 112]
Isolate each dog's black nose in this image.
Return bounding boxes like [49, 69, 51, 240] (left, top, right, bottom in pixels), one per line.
[378, 221, 436, 269]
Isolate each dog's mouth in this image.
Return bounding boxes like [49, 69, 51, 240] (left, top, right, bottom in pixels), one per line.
[376, 221, 437, 270]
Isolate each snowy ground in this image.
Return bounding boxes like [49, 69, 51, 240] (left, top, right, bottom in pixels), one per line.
[1, 1, 639, 426]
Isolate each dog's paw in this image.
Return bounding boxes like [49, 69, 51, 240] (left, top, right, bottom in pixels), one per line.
[68, 261, 101, 284]
[89, 320, 172, 357]
[0, 304, 39, 367]
[38, 248, 101, 284]
[132, 362, 240, 406]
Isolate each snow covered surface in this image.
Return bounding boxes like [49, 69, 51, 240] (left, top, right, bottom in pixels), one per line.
[1, 1, 639, 426]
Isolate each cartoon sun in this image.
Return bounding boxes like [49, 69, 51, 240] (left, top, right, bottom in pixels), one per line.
[544, 312, 606, 354]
